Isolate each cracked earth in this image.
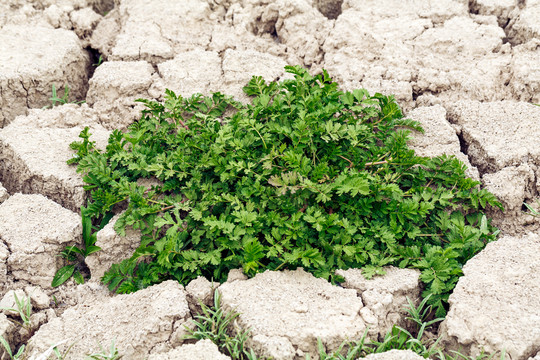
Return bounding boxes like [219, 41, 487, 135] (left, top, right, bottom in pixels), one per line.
[0, 0, 540, 359]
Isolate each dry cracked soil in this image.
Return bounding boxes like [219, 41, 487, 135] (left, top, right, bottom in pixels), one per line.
[0, 0, 540, 359]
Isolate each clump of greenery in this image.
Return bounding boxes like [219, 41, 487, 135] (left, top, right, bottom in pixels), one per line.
[43, 84, 85, 109]
[185, 291, 505, 360]
[52, 205, 113, 287]
[67, 66, 501, 316]
[184, 290, 259, 360]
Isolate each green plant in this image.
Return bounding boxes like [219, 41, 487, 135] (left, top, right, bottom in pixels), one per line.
[523, 200, 540, 217]
[0, 336, 25, 360]
[184, 290, 259, 360]
[313, 294, 505, 360]
[52, 206, 113, 287]
[93, 55, 104, 67]
[85, 340, 121, 359]
[44, 84, 85, 109]
[68, 66, 501, 316]
[0, 293, 32, 328]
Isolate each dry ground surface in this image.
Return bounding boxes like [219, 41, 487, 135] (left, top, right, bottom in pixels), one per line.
[0, 0, 540, 359]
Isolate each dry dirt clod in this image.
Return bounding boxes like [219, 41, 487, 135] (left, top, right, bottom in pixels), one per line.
[86, 212, 141, 282]
[0, 193, 81, 289]
[0, 105, 110, 213]
[25, 280, 191, 360]
[358, 349, 427, 360]
[336, 266, 422, 338]
[407, 105, 479, 181]
[86, 60, 156, 130]
[439, 233, 540, 360]
[218, 268, 367, 360]
[147, 339, 231, 360]
[0, 25, 90, 128]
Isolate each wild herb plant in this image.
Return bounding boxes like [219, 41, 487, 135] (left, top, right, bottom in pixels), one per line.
[52, 206, 113, 287]
[67, 66, 501, 316]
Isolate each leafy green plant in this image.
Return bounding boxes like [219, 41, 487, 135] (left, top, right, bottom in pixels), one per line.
[68, 66, 502, 316]
[0, 336, 25, 360]
[0, 293, 32, 328]
[52, 206, 113, 287]
[184, 290, 259, 360]
[44, 84, 85, 109]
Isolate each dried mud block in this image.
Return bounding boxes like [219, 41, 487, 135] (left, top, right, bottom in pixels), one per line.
[336, 267, 421, 337]
[207, 23, 289, 60]
[70, 7, 102, 46]
[0, 182, 8, 205]
[106, 0, 214, 63]
[86, 213, 141, 282]
[359, 349, 426, 360]
[507, 2, 540, 45]
[0, 25, 90, 127]
[87, 61, 156, 130]
[185, 276, 216, 315]
[440, 234, 540, 359]
[510, 39, 540, 104]
[413, 16, 511, 103]
[0, 313, 17, 358]
[0, 105, 110, 213]
[157, 50, 223, 98]
[0, 194, 81, 288]
[26, 280, 191, 360]
[446, 101, 540, 174]
[226, 268, 248, 282]
[407, 105, 479, 180]
[0, 243, 9, 286]
[323, 10, 420, 80]
[0, 289, 28, 318]
[218, 268, 366, 359]
[273, 2, 332, 66]
[221, 49, 288, 101]
[342, 0, 467, 22]
[24, 286, 50, 311]
[469, 0, 516, 27]
[148, 339, 231, 360]
[483, 164, 535, 213]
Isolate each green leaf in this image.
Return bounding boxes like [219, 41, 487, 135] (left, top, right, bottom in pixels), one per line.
[52, 265, 75, 287]
[73, 270, 85, 285]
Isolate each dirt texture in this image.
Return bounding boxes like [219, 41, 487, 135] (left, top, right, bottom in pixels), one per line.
[218, 268, 368, 359]
[0, 25, 90, 128]
[0, 183, 8, 205]
[359, 349, 426, 360]
[440, 234, 540, 359]
[185, 276, 217, 315]
[25, 280, 191, 359]
[147, 339, 231, 360]
[336, 266, 421, 338]
[407, 105, 479, 181]
[86, 213, 141, 282]
[0, 105, 110, 213]
[0, 193, 81, 289]
[86, 60, 158, 130]
[446, 101, 540, 234]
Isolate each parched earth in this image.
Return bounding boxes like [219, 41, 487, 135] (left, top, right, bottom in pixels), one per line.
[0, 0, 539, 359]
